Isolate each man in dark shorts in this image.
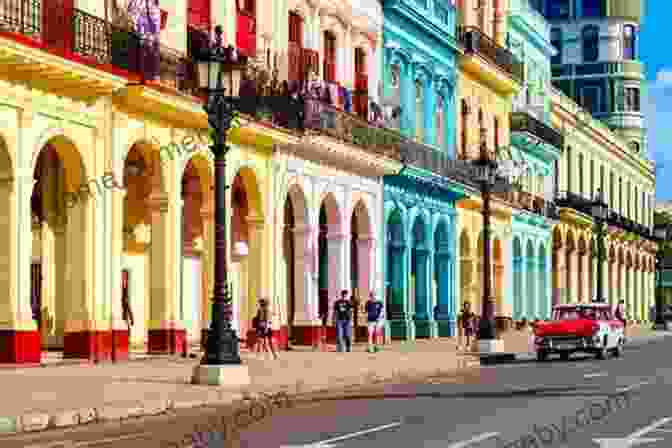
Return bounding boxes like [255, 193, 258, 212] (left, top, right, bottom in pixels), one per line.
[333, 290, 353, 352]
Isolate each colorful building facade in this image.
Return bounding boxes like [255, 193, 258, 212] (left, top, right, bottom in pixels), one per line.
[381, 0, 465, 340]
[455, 0, 523, 328]
[505, 0, 563, 320]
[551, 90, 657, 320]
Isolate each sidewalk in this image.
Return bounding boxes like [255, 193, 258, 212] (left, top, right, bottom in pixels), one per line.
[0, 326, 666, 436]
[0, 338, 480, 435]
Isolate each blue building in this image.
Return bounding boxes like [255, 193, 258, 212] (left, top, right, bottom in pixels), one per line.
[507, 0, 564, 320]
[381, 0, 466, 339]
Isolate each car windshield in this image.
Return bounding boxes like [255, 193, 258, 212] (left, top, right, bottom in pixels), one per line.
[553, 308, 597, 320]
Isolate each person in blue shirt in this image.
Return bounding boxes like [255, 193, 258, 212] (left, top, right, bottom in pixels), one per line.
[366, 292, 384, 353]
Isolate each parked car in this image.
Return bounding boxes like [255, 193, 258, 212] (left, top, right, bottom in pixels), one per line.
[533, 303, 625, 362]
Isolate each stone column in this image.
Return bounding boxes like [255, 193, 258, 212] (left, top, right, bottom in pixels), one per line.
[63, 196, 95, 359]
[618, 262, 625, 312]
[435, 247, 452, 337]
[147, 195, 180, 354]
[608, 257, 616, 306]
[199, 201, 213, 332]
[290, 224, 321, 346]
[400, 62, 415, 136]
[566, 249, 576, 304]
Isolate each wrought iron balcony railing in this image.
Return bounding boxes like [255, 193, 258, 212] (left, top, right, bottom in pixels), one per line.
[606, 211, 652, 238]
[510, 112, 564, 150]
[0, 3, 197, 97]
[457, 26, 524, 84]
[493, 190, 559, 219]
[555, 191, 594, 216]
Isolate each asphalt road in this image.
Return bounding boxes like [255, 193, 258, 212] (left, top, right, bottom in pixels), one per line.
[2, 335, 670, 448]
[237, 337, 672, 448]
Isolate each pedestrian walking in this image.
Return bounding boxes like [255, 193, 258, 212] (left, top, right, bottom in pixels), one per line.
[333, 290, 353, 352]
[615, 300, 627, 337]
[253, 299, 278, 359]
[366, 292, 384, 353]
[121, 290, 134, 335]
[460, 301, 476, 350]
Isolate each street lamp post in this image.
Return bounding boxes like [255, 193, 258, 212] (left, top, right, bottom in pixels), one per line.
[191, 26, 250, 386]
[653, 224, 671, 330]
[474, 129, 500, 345]
[591, 189, 608, 302]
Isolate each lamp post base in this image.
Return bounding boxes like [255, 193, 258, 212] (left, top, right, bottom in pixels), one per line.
[191, 363, 250, 386]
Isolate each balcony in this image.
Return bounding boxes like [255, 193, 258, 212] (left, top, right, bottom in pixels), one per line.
[510, 111, 564, 150]
[457, 26, 524, 86]
[555, 191, 594, 216]
[607, 211, 652, 238]
[494, 190, 558, 219]
[0, 1, 202, 125]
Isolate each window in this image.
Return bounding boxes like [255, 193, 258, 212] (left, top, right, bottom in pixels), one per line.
[436, 96, 445, 151]
[609, 171, 615, 209]
[416, 79, 424, 141]
[582, 26, 599, 62]
[566, 146, 572, 192]
[624, 88, 640, 112]
[494, 116, 499, 151]
[551, 28, 562, 65]
[580, 86, 601, 114]
[289, 12, 303, 45]
[460, 99, 469, 158]
[548, 0, 570, 19]
[629, 141, 640, 153]
[582, 0, 604, 17]
[578, 153, 584, 196]
[590, 159, 595, 199]
[623, 25, 636, 60]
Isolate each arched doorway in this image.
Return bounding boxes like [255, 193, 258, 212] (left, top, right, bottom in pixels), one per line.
[180, 157, 212, 346]
[493, 237, 505, 326]
[230, 168, 264, 347]
[122, 142, 168, 354]
[350, 200, 372, 340]
[386, 208, 408, 339]
[31, 137, 90, 358]
[565, 231, 576, 304]
[538, 243, 548, 319]
[577, 236, 587, 303]
[551, 227, 563, 307]
[526, 240, 536, 319]
[512, 237, 523, 320]
[411, 215, 430, 338]
[317, 193, 341, 342]
[282, 184, 309, 345]
[434, 219, 452, 336]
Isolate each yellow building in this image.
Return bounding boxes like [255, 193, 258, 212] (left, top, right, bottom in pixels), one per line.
[551, 89, 657, 321]
[0, 0, 294, 362]
[455, 0, 522, 328]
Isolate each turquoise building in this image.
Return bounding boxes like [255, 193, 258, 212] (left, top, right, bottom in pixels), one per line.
[381, 0, 466, 339]
[507, 0, 564, 320]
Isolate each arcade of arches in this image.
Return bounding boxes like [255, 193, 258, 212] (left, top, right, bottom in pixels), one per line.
[551, 225, 657, 320]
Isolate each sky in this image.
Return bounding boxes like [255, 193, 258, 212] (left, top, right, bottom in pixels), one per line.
[641, 0, 672, 201]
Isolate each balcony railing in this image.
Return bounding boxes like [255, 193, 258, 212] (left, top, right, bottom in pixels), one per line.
[510, 112, 564, 150]
[494, 190, 558, 219]
[0, 2, 197, 97]
[555, 191, 594, 216]
[458, 26, 524, 84]
[607, 211, 652, 238]
[0, 0, 41, 36]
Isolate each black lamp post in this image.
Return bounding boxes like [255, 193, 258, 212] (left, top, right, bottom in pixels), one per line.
[474, 128, 500, 342]
[653, 224, 671, 330]
[195, 26, 245, 366]
[591, 189, 608, 302]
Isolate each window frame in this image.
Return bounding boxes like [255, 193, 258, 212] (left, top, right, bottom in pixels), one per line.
[579, 85, 601, 114]
[623, 24, 636, 60]
[550, 28, 562, 65]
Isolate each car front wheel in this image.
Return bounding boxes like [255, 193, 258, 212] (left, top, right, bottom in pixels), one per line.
[536, 350, 548, 362]
[560, 351, 570, 361]
[612, 339, 623, 357]
[596, 336, 609, 359]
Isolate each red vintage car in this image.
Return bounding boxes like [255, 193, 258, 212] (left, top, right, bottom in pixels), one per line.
[533, 303, 625, 361]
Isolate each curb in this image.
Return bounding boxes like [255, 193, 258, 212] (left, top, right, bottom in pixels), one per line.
[0, 358, 481, 436]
